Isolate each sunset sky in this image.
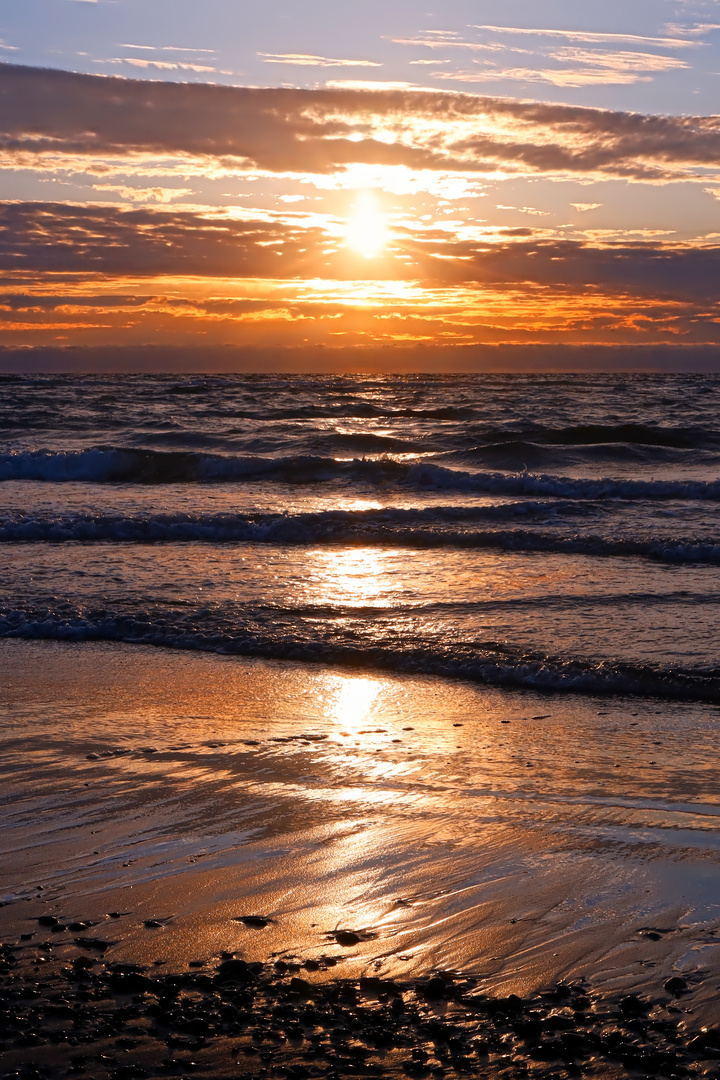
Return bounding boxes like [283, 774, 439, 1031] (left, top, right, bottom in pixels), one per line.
[1, 0, 719, 368]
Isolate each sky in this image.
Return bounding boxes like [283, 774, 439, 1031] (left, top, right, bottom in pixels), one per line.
[0, 0, 719, 368]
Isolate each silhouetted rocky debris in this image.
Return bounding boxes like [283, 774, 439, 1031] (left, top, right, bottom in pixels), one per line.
[664, 976, 689, 997]
[0, 939, 712, 1078]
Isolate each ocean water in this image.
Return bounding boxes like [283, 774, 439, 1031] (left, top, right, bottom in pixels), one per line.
[1, 371, 719, 703]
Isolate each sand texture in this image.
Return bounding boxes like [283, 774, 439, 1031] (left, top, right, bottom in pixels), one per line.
[2, 640, 720, 1077]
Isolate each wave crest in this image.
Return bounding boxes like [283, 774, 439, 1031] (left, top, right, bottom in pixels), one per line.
[2, 447, 720, 500]
[1, 507, 719, 564]
[1, 604, 718, 703]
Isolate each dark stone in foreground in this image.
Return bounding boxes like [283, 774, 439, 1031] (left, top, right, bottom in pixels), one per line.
[0, 940, 710, 1079]
[333, 931, 361, 947]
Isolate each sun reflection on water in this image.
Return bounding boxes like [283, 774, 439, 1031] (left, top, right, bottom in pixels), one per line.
[330, 675, 382, 733]
[305, 547, 402, 607]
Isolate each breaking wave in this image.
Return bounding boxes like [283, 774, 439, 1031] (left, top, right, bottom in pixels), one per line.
[1, 603, 719, 703]
[0, 507, 719, 564]
[1, 447, 720, 500]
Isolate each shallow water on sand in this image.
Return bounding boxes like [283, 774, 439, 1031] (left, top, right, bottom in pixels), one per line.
[3, 640, 720, 1015]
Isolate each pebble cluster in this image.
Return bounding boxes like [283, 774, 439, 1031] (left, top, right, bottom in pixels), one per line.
[1, 933, 718, 1080]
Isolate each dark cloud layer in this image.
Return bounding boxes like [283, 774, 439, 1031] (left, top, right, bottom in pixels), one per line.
[1, 63, 720, 180]
[0, 294, 150, 310]
[2, 202, 719, 305]
[0, 201, 326, 277]
[414, 234, 720, 301]
[0, 342, 718, 374]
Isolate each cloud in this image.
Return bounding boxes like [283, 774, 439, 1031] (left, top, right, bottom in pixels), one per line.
[436, 46, 689, 87]
[1, 63, 720, 184]
[91, 184, 194, 202]
[496, 204, 548, 215]
[0, 201, 330, 278]
[571, 203, 602, 211]
[436, 65, 671, 87]
[0, 293, 151, 310]
[323, 80, 419, 90]
[2, 201, 719, 308]
[547, 47, 688, 72]
[258, 53, 382, 67]
[663, 22, 720, 37]
[391, 35, 526, 52]
[394, 29, 693, 86]
[469, 25, 705, 48]
[118, 45, 217, 54]
[433, 236, 720, 301]
[100, 58, 220, 73]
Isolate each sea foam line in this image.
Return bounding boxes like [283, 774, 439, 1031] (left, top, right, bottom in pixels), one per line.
[1, 447, 720, 500]
[0, 509, 718, 563]
[1, 606, 719, 703]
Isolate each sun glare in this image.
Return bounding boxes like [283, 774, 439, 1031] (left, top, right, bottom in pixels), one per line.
[345, 192, 388, 259]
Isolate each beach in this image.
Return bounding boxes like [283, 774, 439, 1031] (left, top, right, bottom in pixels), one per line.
[3, 638, 720, 1076]
[2, 372, 720, 1077]
[2, 0, 720, 1058]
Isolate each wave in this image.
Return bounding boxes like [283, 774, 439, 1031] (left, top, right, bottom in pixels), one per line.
[2, 604, 719, 703]
[0, 448, 408, 484]
[482, 423, 719, 451]
[405, 462, 720, 501]
[1, 508, 719, 564]
[2, 447, 720, 500]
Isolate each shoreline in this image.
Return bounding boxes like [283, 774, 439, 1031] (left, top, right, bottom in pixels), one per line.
[3, 638, 720, 1075]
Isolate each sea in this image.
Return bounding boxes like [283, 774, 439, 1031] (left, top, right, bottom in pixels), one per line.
[1, 371, 719, 704]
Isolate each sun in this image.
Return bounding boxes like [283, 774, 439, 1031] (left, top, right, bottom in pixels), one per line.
[345, 192, 388, 259]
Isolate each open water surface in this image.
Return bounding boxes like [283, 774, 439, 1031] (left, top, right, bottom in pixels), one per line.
[1, 372, 719, 701]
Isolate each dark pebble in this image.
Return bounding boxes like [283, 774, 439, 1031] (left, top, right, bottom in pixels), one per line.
[107, 970, 153, 993]
[664, 976, 688, 997]
[235, 915, 270, 928]
[216, 958, 261, 985]
[333, 930, 360, 947]
[619, 994, 650, 1017]
[424, 977, 447, 1000]
[74, 937, 112, 951]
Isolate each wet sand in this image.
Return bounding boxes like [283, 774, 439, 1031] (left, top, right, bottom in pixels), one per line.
[2, 639, 720, 1077]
